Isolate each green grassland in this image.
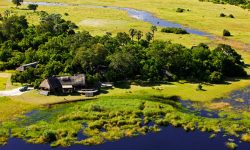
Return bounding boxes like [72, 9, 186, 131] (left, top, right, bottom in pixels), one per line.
[0, 97, 35, 122]
[25, 0, 250, 44]
[0, 77, 7, 90]
[0, 1, 211, 47]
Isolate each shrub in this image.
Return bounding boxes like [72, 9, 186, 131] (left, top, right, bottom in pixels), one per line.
[196, 84, 203, 91]
[228, 14, 234, 18]
[241, 134, 250, 142]
[42, 130, 57, 143]
[161, 27, 189, 34]
[27, 4, 38, 12]
[176, 8, 185, 13]
[225, 142, 238, 150]
[220, 13, 226, 17]
[223, 29, 231, 36]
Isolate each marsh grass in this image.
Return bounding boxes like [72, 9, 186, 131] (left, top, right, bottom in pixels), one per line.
[1, 95, 250, 147]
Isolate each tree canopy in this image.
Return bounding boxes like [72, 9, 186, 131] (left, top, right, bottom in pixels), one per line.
[0, 12, 246, 87]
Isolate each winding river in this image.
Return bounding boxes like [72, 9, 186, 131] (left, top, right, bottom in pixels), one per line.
[1, 1, 249, 150]
[23, 1, 213, 38]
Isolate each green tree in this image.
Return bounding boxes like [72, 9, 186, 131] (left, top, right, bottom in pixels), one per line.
[12, 0, 23, 8]
[150, 25, 157, 40]
[128, 28, 137, 40]
[28, 4, 38, 12]
[0, 15, 28, 40]
[136, 30, 143, 41]
[145, 32, 153, 42]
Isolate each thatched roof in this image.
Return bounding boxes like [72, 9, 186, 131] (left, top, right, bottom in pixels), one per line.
[39, 74, 85, 91]
[16, 62, 38, 72]
[57, 74, 85, 87]
[39, 77, 62, 91]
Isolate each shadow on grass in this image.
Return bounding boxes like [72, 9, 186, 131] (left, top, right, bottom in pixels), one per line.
[132, 80, 173, 87]
[114, 81, 131, 89]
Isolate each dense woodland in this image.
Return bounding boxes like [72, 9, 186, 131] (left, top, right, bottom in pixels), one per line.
[0, 12, 247, 87]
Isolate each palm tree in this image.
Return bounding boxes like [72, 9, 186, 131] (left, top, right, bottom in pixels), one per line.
[150, 25, 157, 40]
[129, 28, 137, 40]
[136, 30, 143, 41]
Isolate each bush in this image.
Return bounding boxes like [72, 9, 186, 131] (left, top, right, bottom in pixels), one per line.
[225, 142, 238, 150]
[42, 130, 57, 143]
[197, 84, 203, 91]
[176, 8, 185, 13]
[223, 29, 231, 36]
[220, 13, 226, 17]
[228, 14, 234, 18]
[161, 27, 189, 34]
[27, 4, 38, 12]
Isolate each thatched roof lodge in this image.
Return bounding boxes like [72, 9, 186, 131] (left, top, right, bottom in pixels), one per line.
[39, 74, 86, 94]
[16, 62, 38, 72]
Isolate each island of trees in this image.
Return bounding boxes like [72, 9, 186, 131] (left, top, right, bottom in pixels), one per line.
[0, 11, 247, 87]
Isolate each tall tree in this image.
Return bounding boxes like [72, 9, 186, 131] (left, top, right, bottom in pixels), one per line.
[145, 32, 153, 42]
[136, 30, 143, 41]
[150, 25, 157, 40]
[12, 0, 23, 8]
[128, 28, 137, 40]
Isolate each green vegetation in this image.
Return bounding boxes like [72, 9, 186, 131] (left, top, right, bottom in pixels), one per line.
[223, 29, 231, 36]
[0, 13, 246, 87]
[0, 97, 34, 122]
[200, 0, 250, 9]
[220, 13, 235, 18]
[0, 0, 249, 149]
[0, 77, 7, 90]
[27, 4, 39, 12]
[176, 8, 186, 13]
[241, 134, 250, 142]
[21, 0, 250, 44]
[225, 142, 238, 150]
[161, 27, 189, 34]
[1, 94, 250, 147]
[11, 0, 23, 8]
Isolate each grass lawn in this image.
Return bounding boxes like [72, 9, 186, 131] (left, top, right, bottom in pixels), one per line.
[0, 72, 21, 90]
[0, 97, 35, 122]
[0, 77, 7, 90]
[10, 90, 95, 105]
[100, 79, 250, 102]
[10, 78, 250, 105]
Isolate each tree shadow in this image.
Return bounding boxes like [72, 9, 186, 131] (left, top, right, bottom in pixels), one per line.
[132, 80, 173, 87]
[114, 81, 131, 89]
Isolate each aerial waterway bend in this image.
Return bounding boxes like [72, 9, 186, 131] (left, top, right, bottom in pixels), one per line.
[23, 1, 213, 38]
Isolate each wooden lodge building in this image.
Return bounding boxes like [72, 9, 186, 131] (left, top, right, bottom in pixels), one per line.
[39, 74, 86, 94]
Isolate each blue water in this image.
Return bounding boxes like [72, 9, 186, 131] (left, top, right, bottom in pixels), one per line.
[214, 86, 250, 111]
[23, 1, 213, 38]
[1, 126, 250, 150]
